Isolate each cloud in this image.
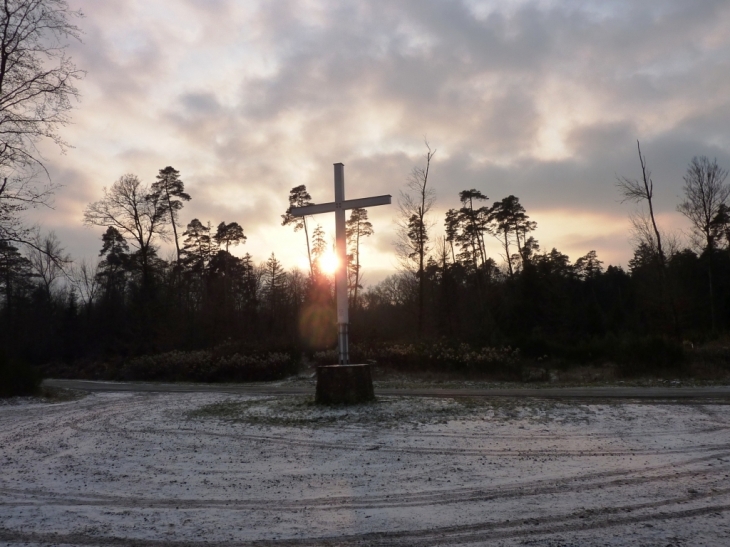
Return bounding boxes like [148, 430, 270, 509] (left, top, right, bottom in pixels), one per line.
[28, 0, 729, 279]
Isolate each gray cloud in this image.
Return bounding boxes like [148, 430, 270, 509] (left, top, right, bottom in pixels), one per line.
[32, 0, 730, 279]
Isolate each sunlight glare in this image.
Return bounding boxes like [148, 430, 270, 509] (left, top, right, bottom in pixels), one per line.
[319, 250, 339, 275]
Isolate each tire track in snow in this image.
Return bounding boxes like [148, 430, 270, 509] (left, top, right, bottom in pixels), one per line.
[1, 456, 728, 512]
[4, 393, 730, 514]
[1, 498, 730, 546]
[70, 420, 730, 459]
[4, 392, 730, 546]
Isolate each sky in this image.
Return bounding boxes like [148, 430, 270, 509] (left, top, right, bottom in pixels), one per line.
[29, 0, 730, 285]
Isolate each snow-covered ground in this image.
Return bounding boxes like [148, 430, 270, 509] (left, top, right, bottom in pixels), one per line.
[1, 392, 730, 546]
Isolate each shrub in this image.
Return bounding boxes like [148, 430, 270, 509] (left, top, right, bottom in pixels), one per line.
[312, 335, 687, 379]
[313, 341, 521, 378]
[686, 344, 730, 370]
[614, 336, 685, 376]
[0, 353, 42, 397]
[118, 350, 296, 382]
[514, 333, 685, 375]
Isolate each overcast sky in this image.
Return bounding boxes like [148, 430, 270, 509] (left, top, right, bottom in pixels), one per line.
[31, 0, 730, 284]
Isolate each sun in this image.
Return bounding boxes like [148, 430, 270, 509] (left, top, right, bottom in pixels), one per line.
[318, 250, 339, 275]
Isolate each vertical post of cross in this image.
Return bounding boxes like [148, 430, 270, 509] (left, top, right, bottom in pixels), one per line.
[288, 163, 389, 400]
[334, 163, 349, 364]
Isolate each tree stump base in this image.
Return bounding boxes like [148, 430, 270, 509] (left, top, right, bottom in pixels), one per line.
[315, 364, 375, 405]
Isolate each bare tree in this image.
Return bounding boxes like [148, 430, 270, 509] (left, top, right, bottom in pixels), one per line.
[69, 257, 99, 310]
[626, 209, 681, 259]
[677, 156, 730, 252]
[616, 141, 666, 266]
[628, 210, 659, 254]
[26, 228, 69, 298]
[84, 174, 168, 288]
[0, 0, 83, 247]
[395, 141, 436, 336]
[363, 271, 416, 308]
[616, 141, 679, 336]
[677, 156, 729, 332]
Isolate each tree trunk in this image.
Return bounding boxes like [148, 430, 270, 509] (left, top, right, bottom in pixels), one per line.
[353, 230, 360, 309]
[504, 232, 514, 277]
[303, 218, 312, 277]
[636, 142, 680, 338]
[708, 256, 716, 333]
[164, 187, 181, 262]
[418, 242, 424, 337]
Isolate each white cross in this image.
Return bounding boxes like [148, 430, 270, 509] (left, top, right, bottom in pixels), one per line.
[290, 163, 391, 364]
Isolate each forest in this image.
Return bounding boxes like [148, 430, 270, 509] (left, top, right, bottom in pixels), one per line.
[2, 1, 729, 391]
[3, 147, 730, 387]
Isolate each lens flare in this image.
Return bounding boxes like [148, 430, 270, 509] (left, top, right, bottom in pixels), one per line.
[298, 304, 337, 349]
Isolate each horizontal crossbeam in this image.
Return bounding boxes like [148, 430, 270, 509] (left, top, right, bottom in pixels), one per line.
[290, 194, 391, 217]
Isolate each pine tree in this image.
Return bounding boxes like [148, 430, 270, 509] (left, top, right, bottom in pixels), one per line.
[150, 166, 191, 262]
[213, 221, 246, 253]
[282, 185, 314, 276]
[181, 219, 212, 272]
[346, 208, 373, 307]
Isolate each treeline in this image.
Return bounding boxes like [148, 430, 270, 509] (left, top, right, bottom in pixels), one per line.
[0, 167, 336, 366]
[365, 148, 730, 365]
[1, 151, 730, 373]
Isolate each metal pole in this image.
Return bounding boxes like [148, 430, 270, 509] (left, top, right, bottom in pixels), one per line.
[334, 163, 349, 364]
[338, 323, 349, 365]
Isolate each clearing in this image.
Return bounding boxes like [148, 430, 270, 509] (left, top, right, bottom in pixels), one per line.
[1, 390, 730, 546]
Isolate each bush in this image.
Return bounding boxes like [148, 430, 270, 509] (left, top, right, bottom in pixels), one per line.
[37, 341, 300, 383]
[0, 353, 42, 397]
[118, 349, 297, 382]
[614, 336, 685, 376]
[514, 333, 685, 376]
[312, 335, 686, 380]
[313, 341, 521, 378]
[686, 344, 730, 370]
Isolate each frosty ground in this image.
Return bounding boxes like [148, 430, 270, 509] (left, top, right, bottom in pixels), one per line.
[1, 391, 730, 546]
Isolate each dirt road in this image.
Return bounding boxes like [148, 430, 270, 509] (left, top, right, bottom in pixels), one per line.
[43, 377, 730, 401]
